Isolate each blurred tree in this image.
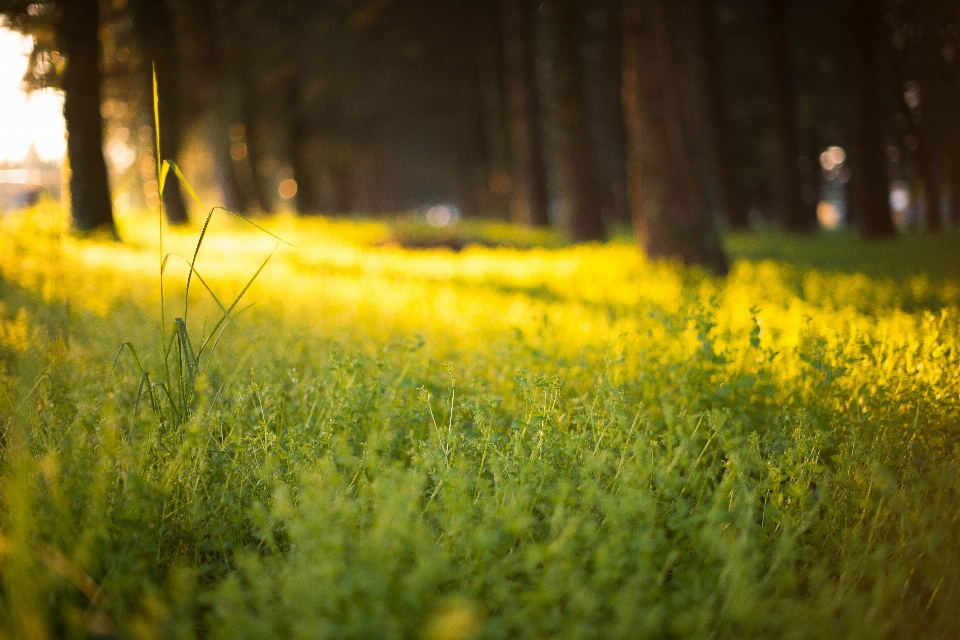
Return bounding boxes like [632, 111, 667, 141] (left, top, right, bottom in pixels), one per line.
[847, 0, 895, 237]
[886, 0, 949, 231]
[622, 0, 728, 272]
[129, 0, 189, 224]
[470, 1, 511, 220]
[575, 0, 630, 227]
[173, 0, 251, 214]
[765, 0, 815, 232]
[502, 0, 550, 226]
[537, 0, 605, 241]
[700, 0, 749, 229]
[710, 1, 769, 222]
[912, 0, 947, 231]
[0, 0, 116, 234]
[943, 0, 960, 227]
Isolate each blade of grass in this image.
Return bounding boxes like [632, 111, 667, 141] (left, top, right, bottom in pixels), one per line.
[183, 209, 216, 325]
[153, 64, 165, 348]
[195, 242, 278, 362]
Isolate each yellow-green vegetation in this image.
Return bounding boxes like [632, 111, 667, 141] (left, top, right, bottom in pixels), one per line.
[1, 206, 959, 639]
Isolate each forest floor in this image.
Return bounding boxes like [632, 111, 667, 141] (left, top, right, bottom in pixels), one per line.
[1, 206, 959, 639]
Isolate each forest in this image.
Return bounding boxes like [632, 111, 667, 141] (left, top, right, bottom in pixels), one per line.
[0, 0, 959, 638]
[3, 0, 960, 251]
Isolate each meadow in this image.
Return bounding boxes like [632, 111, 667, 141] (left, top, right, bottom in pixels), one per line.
[1, 205, 959, 639]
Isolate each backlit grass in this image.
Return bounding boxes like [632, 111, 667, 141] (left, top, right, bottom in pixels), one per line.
[1, 206, 959, 639]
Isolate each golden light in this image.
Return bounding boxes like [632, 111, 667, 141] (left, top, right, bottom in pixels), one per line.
[278, 178, 298, 199]
[0, 27, 66, 162]
[230, 141, 248, 161]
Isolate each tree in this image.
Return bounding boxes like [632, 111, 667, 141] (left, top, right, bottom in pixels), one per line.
[129, 0, 190, 224]
[575, 0, 630, 227]
[537, 0, 605, 241]
[847, 0, 895, 237]
[60, 0, 116, 233]
[0, 0, 116, 234]
[700, 0, 749, 229]
[502, 0, 550, 226]
[173, 0, 252, 214]
[765, 0, 815, 232]
[621, 0, 729, 272]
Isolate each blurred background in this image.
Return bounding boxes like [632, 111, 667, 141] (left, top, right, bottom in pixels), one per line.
[0, 0, 958, 244]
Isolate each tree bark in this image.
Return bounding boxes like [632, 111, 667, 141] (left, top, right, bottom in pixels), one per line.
[58, 0, 116, 234]
[765, 0, 815, 232]
[179, 0, 252, 214]
[474, 3, 512, 220]
[916, 0, 944, 231]
[287, 76, 323, 215]
[621, 0, 728, 273]
[847, 0, 895, 238]
[502, 0, 551, 227]
[699, 0, 749, 230]
[207, 113, 248, 213]
[239, 65, 275, 214]
[576, 0, 630, 226]
[130, 0, 190, 225]
[537, 0, 605, 242]
[949, 140, 960, 227]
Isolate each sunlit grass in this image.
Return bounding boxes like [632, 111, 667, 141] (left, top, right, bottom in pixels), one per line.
[1, 205, 959, 638]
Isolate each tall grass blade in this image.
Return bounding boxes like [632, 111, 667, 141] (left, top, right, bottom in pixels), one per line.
[153, 64, 166, 345]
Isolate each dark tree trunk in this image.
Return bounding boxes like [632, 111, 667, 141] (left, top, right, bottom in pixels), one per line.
[239, 68, 275, 214]
[180, 0, 252, 214]
[208, 114, 248, 213]
[287, 78, 322, 215]
[58, 0, 115, 234]
[950, 142, 960, 227]
[621, 0, 728, 273]
[537, 0, 605, 242]
[502, 0, 551, 227]
[130, 0, 190, 225]
[848, 0, 895, 238]
[916, 0, 944, 231]
[888, 0, 942, 232]
[328, 147, 357, 213]
[474, 3, 512, 220]
[700, 0, 749, 230]
[457, 75, 485, 218]
[765, 0, 815, 232]
[576, 0, 630, 226]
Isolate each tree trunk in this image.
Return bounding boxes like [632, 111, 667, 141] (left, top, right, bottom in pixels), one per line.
[949, 142, 960, 227]
[847, 0, 895, 238]
[58, 0, 116, 234]
[239, 67, 275, 214]
[207, 114, 248, 213]
[765, 0, 814, 232]
[474, 3, 512, 220]
[576, 0, 630, 227]
[916, 0, 944, 231]
[537, 0, 605, 242]
[287, 77, 323, 215]
[180, 0, 252, 214]
[700, 0, 749, 230]
[130, 0, 190, 225]
[502, 0, 551, 227]
[621, 0, 728, 273]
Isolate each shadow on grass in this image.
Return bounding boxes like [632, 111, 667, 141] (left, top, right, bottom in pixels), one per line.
[726, 229, 960, 281]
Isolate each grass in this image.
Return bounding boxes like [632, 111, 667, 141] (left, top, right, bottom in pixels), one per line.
[1, 204, 959, 639]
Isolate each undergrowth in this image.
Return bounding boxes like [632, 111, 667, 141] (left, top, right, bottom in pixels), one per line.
[0, 204, 959, 638]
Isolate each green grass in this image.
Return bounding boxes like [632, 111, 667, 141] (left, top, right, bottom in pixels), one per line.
[1, 206, 959, 639]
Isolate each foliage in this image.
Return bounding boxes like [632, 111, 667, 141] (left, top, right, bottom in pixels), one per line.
[1, 208, 959, 638]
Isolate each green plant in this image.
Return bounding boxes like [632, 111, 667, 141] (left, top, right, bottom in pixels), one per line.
[114, 68, 288, 432]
